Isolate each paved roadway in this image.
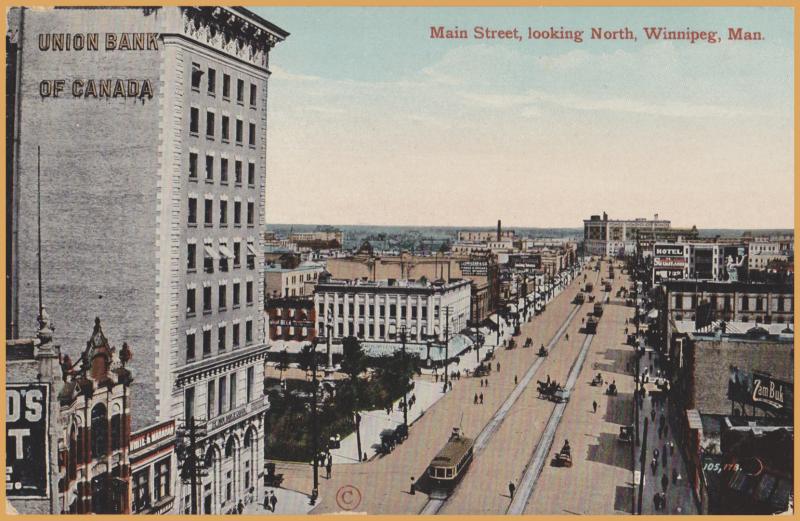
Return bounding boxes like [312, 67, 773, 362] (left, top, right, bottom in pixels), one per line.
[273, 265, 594, 514]
[523, 260, 637, 515]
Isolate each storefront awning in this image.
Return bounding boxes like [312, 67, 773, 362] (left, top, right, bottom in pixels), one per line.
[204, 245, 220, 260]
[219, 245, 234, 259]
[247, 243, 258, 255]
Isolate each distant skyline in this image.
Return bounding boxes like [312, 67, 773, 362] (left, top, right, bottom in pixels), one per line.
[254, 7, 793, 229]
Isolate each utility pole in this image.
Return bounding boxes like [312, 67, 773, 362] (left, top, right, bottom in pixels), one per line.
[637, 417, 649, 514]
[310, 341, 320, 503]
[443, 307, 450, 393]
[177, 417, 208, 514]
[400, 326, 409, 429]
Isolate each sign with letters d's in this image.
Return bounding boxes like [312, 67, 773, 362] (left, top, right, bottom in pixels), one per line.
[6, 383, 49, 498]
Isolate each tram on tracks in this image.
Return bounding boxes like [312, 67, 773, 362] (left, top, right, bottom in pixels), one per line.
[426, 427, 474, 493]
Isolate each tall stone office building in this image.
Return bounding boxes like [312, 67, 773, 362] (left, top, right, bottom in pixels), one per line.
[7, 7, 288, 514]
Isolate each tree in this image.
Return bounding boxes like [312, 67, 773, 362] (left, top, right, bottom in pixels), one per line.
[276, 348, 291, 382]
[340, 336, 367, 460]
[297, 343, 318, 381]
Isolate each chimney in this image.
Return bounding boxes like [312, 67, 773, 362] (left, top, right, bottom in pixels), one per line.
[497, 219, 502, 241]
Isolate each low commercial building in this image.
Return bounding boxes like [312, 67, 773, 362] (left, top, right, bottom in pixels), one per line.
[313, 278, 472, 344]
[656, 281, 794, 347]
[326, 252, 498, 324]
[265, 298, 317, 348]
[130, 421, 178, 514]
[264, 260, 325, 298]
[666, 328, 793, 514]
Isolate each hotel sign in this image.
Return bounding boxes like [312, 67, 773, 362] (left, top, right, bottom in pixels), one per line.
[653, 243, 687, 282]
[6, 384, 49, 498]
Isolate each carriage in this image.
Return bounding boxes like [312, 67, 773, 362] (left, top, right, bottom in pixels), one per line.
[590, 373, 603, 386]
[524, 337, 533, 348]
[593, 302, 604, 317]
[552, 441, 573, 467]
[538, 345, 548, 357]
[537, 380, 569, 403]
[574, 292, 586, 304]
[605, 382, 618, 396]
[618, 426, 634, 443]
[585, 316, 599, 334]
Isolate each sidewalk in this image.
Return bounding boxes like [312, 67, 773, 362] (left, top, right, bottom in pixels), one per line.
[242, 487, 314, 515]
[330, 379, 444, 464]
[634, 350, 698, 515]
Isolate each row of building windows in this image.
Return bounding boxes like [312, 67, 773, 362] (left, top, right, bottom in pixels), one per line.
[187, 197, 256, 227]
[187, 240, 257, 274]
[183, 367, 256, 422]
[189, 107, 257, 147]
[673, 295, 792, 312]
[189, 153, 257, 187]
[132, 458, 171, 513]
[318, 321, 425, 339]
[319, 302, 434, 319]
[192, 64, 258, 107]
[186, 282, 255, 317]
[185, 320, 255, 362]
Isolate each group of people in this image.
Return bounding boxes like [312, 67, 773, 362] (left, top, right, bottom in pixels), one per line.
[261, 491, 279, 512]
[473, 392, 485, 405]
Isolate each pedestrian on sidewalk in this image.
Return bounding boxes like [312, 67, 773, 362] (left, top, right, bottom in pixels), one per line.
[508, 482, 516, 499]
[650, 408, 656, 421]
[497, 362, 501, 372]
[410, 477, 416, 495]
[270, 491, 278, 512]
[653, 492, 660, 511]
[651, 457, 658, 475]
[263, 495, 270, 511]
[363, 452, 367, 462]
[653, 448, 660, 460]
[661, 473, 669, 492]
[326, 459, 332, 479]
[672, 468, 678, 484]
[480, 393, 484, 404]
[593, 400, 598, 413]
[448, 380, 453, 391]
[474, 393, 478, 405]
[435, 373, 439, 383]
[669, 441, 675, 455]
[514, 375, 518, 385]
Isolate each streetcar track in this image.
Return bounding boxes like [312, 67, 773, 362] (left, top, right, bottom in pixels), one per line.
[506, 331, 596, 514]
[420, 268, 599, 515]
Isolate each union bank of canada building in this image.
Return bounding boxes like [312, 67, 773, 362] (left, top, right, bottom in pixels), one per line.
[6, 6, 288, 514]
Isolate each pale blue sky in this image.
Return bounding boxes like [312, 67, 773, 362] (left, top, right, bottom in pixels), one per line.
[253, 7, 794, 229]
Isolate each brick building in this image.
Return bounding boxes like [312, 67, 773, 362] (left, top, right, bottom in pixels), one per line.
[6, 7, 287, 514]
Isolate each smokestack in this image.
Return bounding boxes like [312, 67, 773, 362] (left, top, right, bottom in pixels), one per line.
[497, 219, 501, 241]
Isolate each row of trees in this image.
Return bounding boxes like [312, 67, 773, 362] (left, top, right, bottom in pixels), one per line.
[266, 336, 420, 462]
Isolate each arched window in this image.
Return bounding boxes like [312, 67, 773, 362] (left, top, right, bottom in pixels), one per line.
[244, 429, 253, 448]
[68, 425, 77, 480]
[91, 404, 108, 458]
[203, 446, 214, 467]
[225, 436, 235, 458]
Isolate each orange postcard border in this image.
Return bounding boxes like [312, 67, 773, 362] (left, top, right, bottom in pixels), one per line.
[0, 1, 796, 520]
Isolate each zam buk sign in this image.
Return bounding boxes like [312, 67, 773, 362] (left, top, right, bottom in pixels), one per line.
[6, 384, 50, 498]
[728, 368, 792, 415]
